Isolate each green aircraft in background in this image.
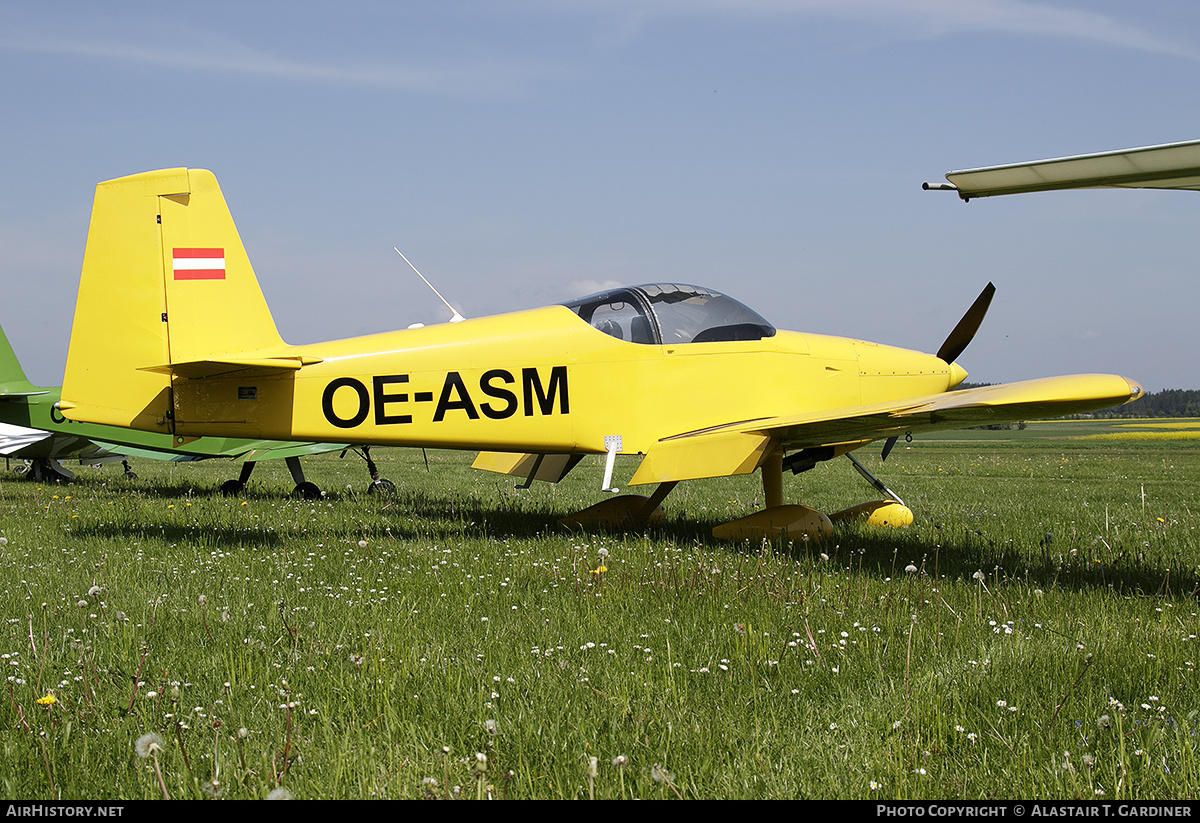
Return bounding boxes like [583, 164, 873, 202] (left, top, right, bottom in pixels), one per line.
[0, 322, 390, 496]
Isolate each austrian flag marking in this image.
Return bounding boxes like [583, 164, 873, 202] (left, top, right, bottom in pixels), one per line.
[172, 248, 226, 280]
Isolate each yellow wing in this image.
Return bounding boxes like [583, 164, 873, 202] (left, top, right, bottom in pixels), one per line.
[630, 374, 1142, 485]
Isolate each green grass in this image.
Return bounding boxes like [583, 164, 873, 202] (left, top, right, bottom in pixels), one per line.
[1, 421, 1198, 799]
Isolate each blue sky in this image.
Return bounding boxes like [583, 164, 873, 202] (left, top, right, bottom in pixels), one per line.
[1, 0, 1197, 392]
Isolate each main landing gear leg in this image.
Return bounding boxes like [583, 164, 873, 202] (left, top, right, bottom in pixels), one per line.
[338, 447, 396, 495]
[287, 457, 322, 499]
[220, 461, 257, 496]
[712, 449, 833, 543]
[20, 458, 75, 483]
[362, 447, 396, 495]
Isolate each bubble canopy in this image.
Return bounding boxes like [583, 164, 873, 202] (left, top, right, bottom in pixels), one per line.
[562, 283, 776, 345]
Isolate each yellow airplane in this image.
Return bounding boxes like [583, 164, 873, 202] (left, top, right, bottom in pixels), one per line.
[58, 168, 1142, 541]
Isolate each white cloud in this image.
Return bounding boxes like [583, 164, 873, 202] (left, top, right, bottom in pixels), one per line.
[548, 0, 1197, 58]
[0, 23, 545, 97]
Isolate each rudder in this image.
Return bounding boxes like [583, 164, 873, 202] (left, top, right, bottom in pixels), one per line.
[61, 168, 285, 433]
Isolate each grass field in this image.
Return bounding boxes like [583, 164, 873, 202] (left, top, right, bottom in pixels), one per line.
[1, 419, 1198, 799]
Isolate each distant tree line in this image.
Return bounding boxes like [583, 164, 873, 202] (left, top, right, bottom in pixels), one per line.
[1092, 388, 1200, 418]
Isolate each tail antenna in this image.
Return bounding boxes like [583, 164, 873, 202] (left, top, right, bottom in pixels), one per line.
[393, 247, 465, 323]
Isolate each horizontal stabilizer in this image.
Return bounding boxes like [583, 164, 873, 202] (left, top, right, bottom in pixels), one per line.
[239, 442, 349, 461]
[91, 438, 345, 463]
[91, 443, 209, 463]
[141, 355, 321, 378]
[0, 422, 52, 455]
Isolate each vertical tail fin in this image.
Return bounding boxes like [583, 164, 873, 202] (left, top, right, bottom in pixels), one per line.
[0, 321, 38, 395]
[61, 168, 286, 431]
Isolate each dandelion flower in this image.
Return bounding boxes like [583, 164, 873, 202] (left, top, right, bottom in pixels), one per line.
[36, 693, 56, 706]
[135, 732, 165, 759]
[904, 564, 918, 574]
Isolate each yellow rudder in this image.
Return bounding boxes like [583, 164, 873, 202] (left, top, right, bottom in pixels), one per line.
[60, 168, 286, 433]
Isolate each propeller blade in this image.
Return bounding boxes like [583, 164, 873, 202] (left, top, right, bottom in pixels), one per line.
[936, 282, 995, 364]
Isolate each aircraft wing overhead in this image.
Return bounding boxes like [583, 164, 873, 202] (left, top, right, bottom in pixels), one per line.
[629, 374, 1142, 486]
[931, 139, 1200, 199]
